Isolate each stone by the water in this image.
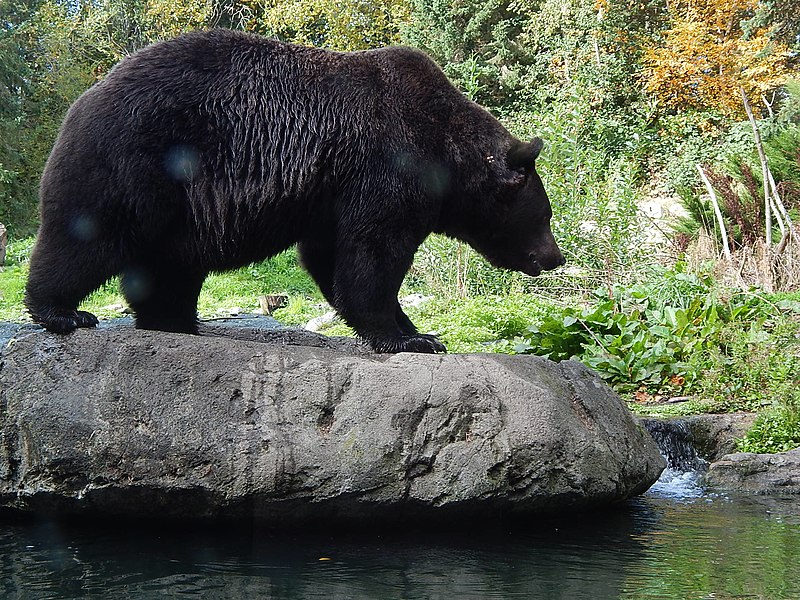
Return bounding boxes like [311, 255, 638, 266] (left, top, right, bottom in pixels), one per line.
[704, 449, 800, 495]
[0, 325, 664, 525]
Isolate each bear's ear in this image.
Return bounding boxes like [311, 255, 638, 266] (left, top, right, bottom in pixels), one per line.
[506, 137, 544, 174]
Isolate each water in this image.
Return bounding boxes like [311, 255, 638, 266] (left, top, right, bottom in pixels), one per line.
[2, 418, 799, 599]
[641, 418, 709, 500]
[2, 488, 799, 600]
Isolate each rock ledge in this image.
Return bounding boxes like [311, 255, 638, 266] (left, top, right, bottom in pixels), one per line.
[704, 449, 800, 494]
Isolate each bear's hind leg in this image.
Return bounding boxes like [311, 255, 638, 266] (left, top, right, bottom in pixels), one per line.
[122, 266, 205, 334]
[25, 228, 117, 334]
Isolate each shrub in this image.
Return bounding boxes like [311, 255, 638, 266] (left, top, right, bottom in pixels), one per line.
[737, 408, 800, 453]
[689, 309, 800, 412]
[515, 265, 792, 397]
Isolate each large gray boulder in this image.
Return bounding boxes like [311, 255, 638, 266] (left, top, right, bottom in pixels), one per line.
[0, 325, 664, 524]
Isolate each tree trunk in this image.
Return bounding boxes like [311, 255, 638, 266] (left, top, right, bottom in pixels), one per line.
[740, 86, 772, 247]
[697, 164, 732, 262]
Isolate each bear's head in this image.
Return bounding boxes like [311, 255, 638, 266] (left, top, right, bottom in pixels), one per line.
[457, 137, 565, 277]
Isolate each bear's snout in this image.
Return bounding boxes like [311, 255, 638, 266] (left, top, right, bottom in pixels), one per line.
[530, 238, 566, 272]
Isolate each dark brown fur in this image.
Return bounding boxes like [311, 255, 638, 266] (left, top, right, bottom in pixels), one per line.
[25, 29, 564, 353]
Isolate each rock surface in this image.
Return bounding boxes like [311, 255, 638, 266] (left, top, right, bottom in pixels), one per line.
[0, 325, 665, 525]
[682, 413, 757, 461]
[704, 449, 800, 494]
[639, 413, 757, 467]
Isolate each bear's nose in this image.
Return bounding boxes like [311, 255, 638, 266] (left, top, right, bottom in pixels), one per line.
[532, 250, 565, 271]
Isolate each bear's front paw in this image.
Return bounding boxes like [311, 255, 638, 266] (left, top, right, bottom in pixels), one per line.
[36, 309, 99, 334]
[75, 311, 100, 328]
[372, 333, 447, 354]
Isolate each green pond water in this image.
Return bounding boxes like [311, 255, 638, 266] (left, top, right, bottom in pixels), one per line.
[1, 483, 799, 599]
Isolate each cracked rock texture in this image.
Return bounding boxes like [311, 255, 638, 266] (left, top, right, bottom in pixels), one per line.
[0, 326, 664, 525]
[704, 449, 800, 494]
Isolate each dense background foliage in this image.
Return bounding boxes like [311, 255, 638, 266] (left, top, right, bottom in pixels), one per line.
[1, 0, 800, 451]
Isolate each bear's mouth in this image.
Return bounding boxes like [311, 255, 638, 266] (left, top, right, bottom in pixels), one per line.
[522, 255, 543, 277]
[484, 252, 543, 277]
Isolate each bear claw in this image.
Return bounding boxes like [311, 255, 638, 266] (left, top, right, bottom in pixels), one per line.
[74, 311, 100, 328]
[36, 310, 99, 334]
[372, 333, 447, 354]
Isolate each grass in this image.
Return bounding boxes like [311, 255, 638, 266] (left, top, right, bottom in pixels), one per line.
[737, 408, 800, 453]
[0, 237, 34, 322]
[0, 240, 321, 321]
[198, 250, 320, 316]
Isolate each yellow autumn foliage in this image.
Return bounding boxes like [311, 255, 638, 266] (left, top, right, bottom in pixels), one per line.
[643, 0, 794, 117]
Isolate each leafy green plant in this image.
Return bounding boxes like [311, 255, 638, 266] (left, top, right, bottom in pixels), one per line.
[689, 311, 800, 413]
[517, 295, 698, 392]
[737, 408, 800, 453]
[515, 267, 780, 394]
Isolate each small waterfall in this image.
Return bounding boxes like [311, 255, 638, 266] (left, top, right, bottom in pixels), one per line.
[641, 419, 709, 499]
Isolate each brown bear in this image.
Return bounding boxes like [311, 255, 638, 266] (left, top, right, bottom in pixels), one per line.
[25, 28, 564, 353]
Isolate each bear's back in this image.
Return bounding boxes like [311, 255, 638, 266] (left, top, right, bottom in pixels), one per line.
[98, 29, 329, 106]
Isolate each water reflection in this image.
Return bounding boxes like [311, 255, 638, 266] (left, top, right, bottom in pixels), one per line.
[1, 496, 799, 599]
